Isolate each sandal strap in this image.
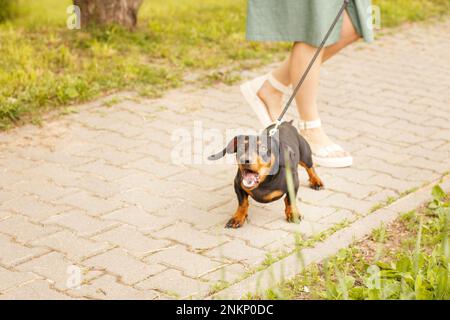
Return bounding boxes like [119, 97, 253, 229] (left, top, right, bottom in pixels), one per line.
[298, 119, 322, 130]
[267, 73, 292, 95]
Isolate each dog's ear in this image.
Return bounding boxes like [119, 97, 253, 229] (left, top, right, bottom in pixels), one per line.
[207, 136, 243, 160]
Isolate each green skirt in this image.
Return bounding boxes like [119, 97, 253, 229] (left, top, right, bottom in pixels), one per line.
[246, 0, 374, 46]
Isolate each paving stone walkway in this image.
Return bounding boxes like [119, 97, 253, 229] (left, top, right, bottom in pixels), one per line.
[0, 20, 449, 299]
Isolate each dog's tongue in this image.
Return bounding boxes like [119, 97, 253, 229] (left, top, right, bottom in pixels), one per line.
[242, 171, 259, 188]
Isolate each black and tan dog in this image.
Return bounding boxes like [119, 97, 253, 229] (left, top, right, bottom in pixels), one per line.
[208, 121, 324, 228]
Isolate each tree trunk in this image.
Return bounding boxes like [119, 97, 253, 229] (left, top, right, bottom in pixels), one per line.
[73, 0, 143, 29]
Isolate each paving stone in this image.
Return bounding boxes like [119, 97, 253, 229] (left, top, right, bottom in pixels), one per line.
[83, 248, 166, 284]
[403, 157, 450, 174]
[68, 274, 159, 300]
[145, 245, 221, 278]
[38, 150, 94, 167]
[159, 202, 228, 229]
[206, 239, 266, 266]
[0, 266, 39, 292]
[201, 264, 247, 283]
[298, 187, 334, 203]
[0, 234, 48, 267]
[176, 186, 231, 211]
[246, 206, 282, 227]
[8, 180, 77, 202]
[326, 168, 376, 185]
[317, 209, 356, 225]
[264, 219, 332, 238]
[251, 196, 285, 213]
[0, 210, 13, 220]
[364, 189, 399, 203]
[223, 224, 290, 249]
[70, 174, 122, 198]
[319, 193, 374, 214]
[125, 158, 185, 178]
[116, 189, 177, 213]
[0, 156, 37, 171]
[262, 235, 298, 252]
[0, 279, 71, 300]
[322, 176, 379, 199]
[208, 199, 238, 217]
[87, 131, 147, 151]
[415, 141, 449, 156]
[154, 222, 227, 250]
[0, 215, 60, 244]
[54, 191, 125, 217]
[103, 206, 173, 232]
[31, 230, 111, 261]
[168, 169, 230, 191]
[16, 252, 80, 291]
[93, 225, 171, 257]
[354, 146, 411, 165]
[0, 189, 20, 204]
[15, 146, 55, 161]
[135, 269, 210, 299]
[357, 158, 418, 180]
[0, 169, 27, 188]
[1, 196, 70, 222]
[80, 146, 145, 167]
[114, 172, 181, 194]
[43, 210, 119, 237]
[73, 160, 137, 180]
[364, 173, 422, 193]
[299, 203, 337, 222]
[23, 163, 84, 186]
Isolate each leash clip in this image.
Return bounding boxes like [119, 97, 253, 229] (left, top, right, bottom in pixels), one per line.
[269, 119, 282, 137]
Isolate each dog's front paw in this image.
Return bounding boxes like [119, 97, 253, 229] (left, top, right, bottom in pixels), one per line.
[286, 213, 303, 223]
[225, 217, 245, 229]
[285, 208, 303, 223]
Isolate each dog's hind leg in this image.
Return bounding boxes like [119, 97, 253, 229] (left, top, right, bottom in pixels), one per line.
[297, 135, 324, 190]
[300, 161, 324, 190]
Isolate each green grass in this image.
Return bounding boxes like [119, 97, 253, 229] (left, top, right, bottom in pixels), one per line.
[264, 185, 449, 300]
[0, 0, 16, 22]
[0, 0, 449, 129]
[0, 0, 285, 129]
[373, 0, 450, 27]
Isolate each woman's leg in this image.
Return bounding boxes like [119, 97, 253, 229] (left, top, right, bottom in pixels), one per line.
[292, 11, 360, 157]
[259, 11, 360, 158]
[273, 11, 360, 83]
[289, 42, 323, 120]
[323, 11, 361, 62]
[290, 40, 349, 157]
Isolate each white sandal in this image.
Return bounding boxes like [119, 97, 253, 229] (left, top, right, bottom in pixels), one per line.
[297, 119, 353, 168]
[240, 73, 292, 128]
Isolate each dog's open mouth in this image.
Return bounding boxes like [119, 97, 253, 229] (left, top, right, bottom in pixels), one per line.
[242, 169, 260, 188]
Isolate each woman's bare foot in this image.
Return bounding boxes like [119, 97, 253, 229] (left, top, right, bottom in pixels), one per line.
[299, 127, 349, 158]
[257, 80, 284, 121]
